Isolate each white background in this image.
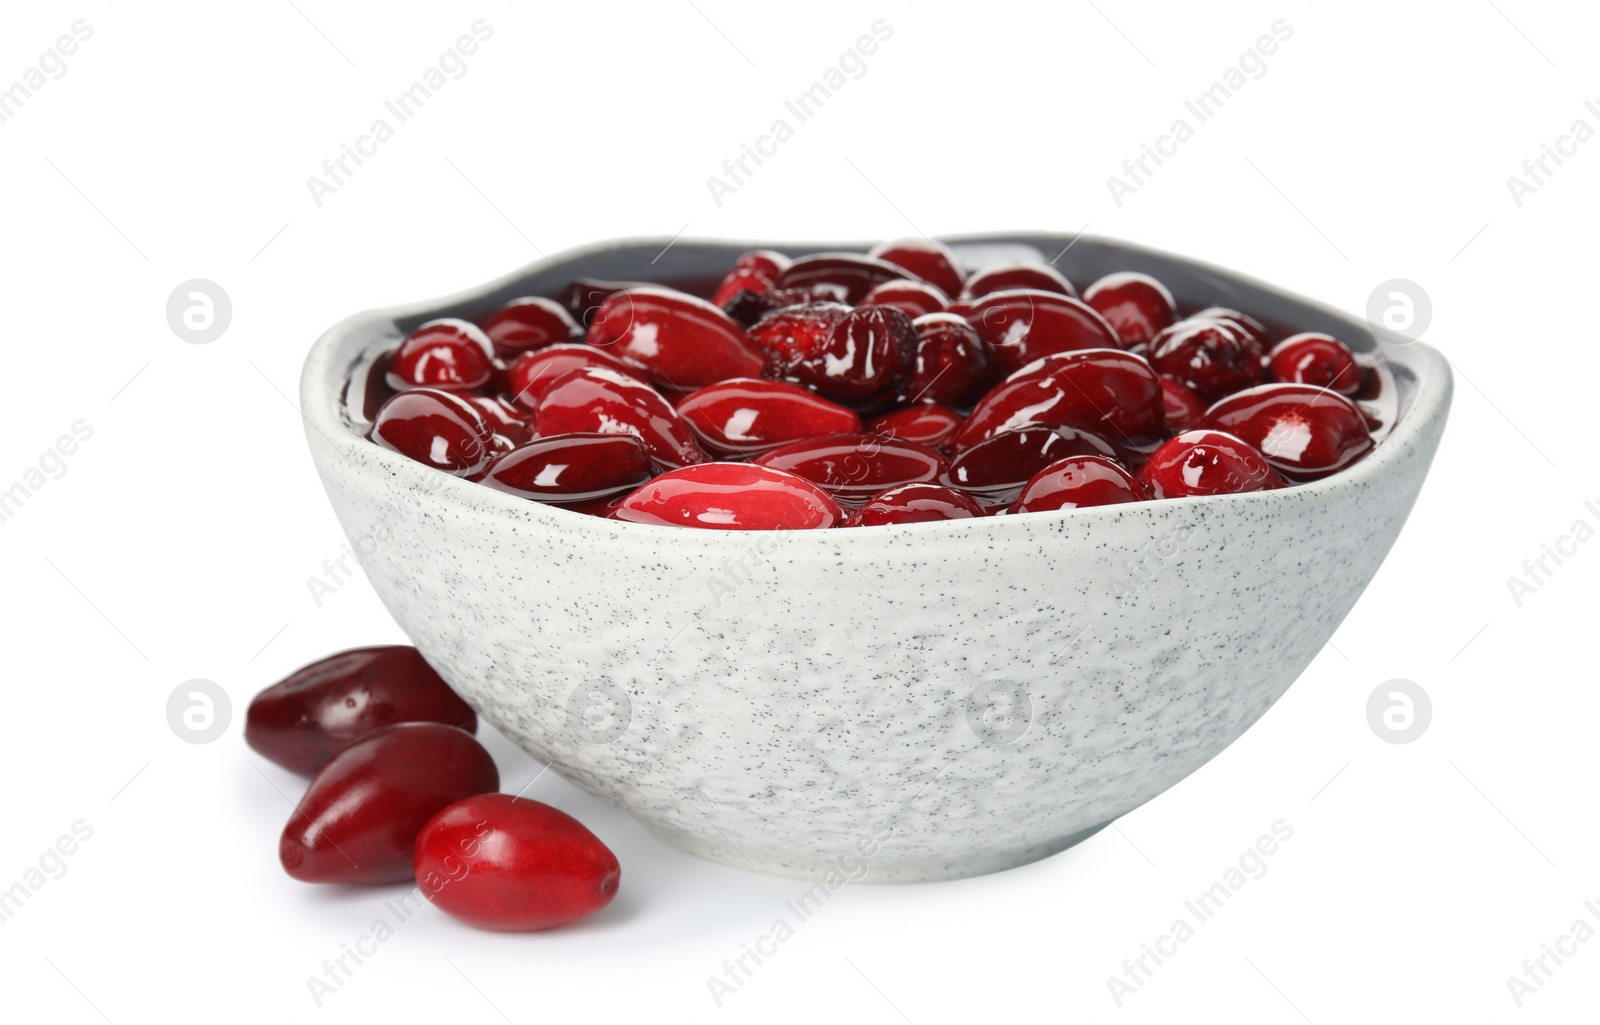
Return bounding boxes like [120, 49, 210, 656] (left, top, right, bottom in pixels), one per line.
[1, 1, 1595, 1021]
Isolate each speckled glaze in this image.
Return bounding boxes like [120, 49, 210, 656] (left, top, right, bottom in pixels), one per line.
[301, 235, 1451, 883]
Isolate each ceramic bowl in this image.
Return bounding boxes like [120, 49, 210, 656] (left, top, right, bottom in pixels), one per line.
[300, 234, 1451, 882]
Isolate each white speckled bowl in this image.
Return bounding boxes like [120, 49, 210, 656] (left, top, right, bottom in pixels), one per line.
[301, 234, 1451, 882]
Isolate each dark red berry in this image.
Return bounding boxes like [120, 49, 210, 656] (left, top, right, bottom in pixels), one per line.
[482, 433, 655, 504]
[1193, 307, 1271, 350]
[773, 253, 921, 304]
[1083, 272, 1177, 348]
[763, 305, 916, 404]
[371, 388, 496, 476]
[1160, 377, 1207, 434]
[721, 285, 844, 327]
[414, 795, 621, 932]
[560, 278, 656, 327]
[677, 377, 861, 457]
[866, 403, 964, 453]
[748, 302, 851, 371]
[962, 262, 1076, 300]
[868, 238, 965, 299]
[1198, 382, 1374, 481]
[945, 424, 1126, 504]
[862, 279, 950, 318]
[1137, 429, 1285, 498]
[246, 646, 476, 777]
[482, 298, 582, 359]
[956, 349, 1166, 452]
[1147, 317, 1266, 402]
[898, 313, 994, 406]
[586, 287, 762, 391]
[279, 723, 499, 885]
[1011, 455, 1147, 513]
[534, 367, 704, 469]
[711, 250, 791, 307]
[1267, 333, 1363, 396]
[964, 289, 1122, 375]
[467, 395, 533, 447]
[613, 462, 843, 529]
[505, 344, 648, 411]
[851, 482, 986, 526]
[386, 319, 496, 392]
[755, 432, 947, 506]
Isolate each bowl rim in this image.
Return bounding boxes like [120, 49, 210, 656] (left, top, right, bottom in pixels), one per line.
[299, 233, 1453, 543]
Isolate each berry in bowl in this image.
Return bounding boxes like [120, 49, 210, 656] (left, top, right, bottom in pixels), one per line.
[302, 234, 1449, 881]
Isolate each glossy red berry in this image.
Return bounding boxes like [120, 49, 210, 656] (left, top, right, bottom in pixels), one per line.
[722, 285, 845, 327]
[851, 482, 986, 526]
[482, 433, 655, 504]
[386, 319, 496, 392]
[962, 262, 1076, 300]
[279, 723, 499, 885]
[467, 395, 533, 448]
[1267, 333, 1364, 395]
[613, 462, 843, 529]
[1083, 272, 1177, 349]
[964, 289, 1122, 375]
[711, 249, 791, 307]
[246, 646, 476, 777]
[1198, 382, 1374, 480]
[482, 298, 582, 359]
[1011, 455, 1147, 513]
[586, 287, 762, 391]
[755, 432, 947, 506]
[862, 279, 950, 318]
[1147, 317, 1266, 402]
[371, 388, 496, 476]
[1160, 377, 1207, 434]
[560, 278, 655, 327]
[773, 253, 920, 304]
[898, 313, 994, 406]
[748, 302, 851, 372]
[1137, 429, 1285, 498]
[763, 305, 916, 404]
[676, 378, 861, 457]
[1193, 307, 1271, 351]
[534, 367, 704, 469]
[956, 349, 1166, 452]
[505, 344, 647, 410]
[414, 794, 620, 932]
[868, 238, 966, 299]
[945, 424, 1126, 504]
[866, 403, 964, 453]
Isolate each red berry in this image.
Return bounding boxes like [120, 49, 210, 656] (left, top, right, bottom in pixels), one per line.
[505, 344, 647, 411]
[945, 424, 1126, 504]
[386, 319, 496, 392]
[956, 349, 1166, 452]
[1193, 307, 1271, 350]
[534, 367, 704, 469]
[763, 305, 916, 404]
[676, 377, 861, 457]
[899, 313, 995, 406]
[1147, 317, 1266, 402]
[1011, 455, 1147, 513]
[1083, 272, 1177, 348]
[414, 794, 620, 932]
[711, 249, 791, 307]
[586, 287, 762, 391]
[851, 482, 986, 526]
[748, 302, 851, 372]
[559, 278, 655, 327]
[482, 298, 582, 359]
[964, 289, 1122, 375]
[1267, 333, 1364, 395]
[371, 388, 496, 476]
[467, 395, 533, 447]
[962, 262, 1076, 300]
[866, 403, 964, 453]
[774, 253, 921, 304]
[1198, 382, 1374, 480]
[1137, 429, 1285, 498]
[279, 723, 498, 885]
[868, 238, 966, 298]
[1160, 377, 1207, 434]
[755, 432, 947, 506]
[613, 462, 843, 529]
[721, 284, 844, 327]
[482, 433, 655, 504]
[245, 646, 476, 777]
[861, 279, 950, 318]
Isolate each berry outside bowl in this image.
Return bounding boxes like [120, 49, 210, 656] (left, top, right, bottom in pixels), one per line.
[300, 233, 1451, 883]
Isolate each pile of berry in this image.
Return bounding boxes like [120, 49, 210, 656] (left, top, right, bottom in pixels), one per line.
[363, 239, 1385, 529]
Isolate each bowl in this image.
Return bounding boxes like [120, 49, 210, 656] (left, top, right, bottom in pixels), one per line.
[300, 233, 1451, 882]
